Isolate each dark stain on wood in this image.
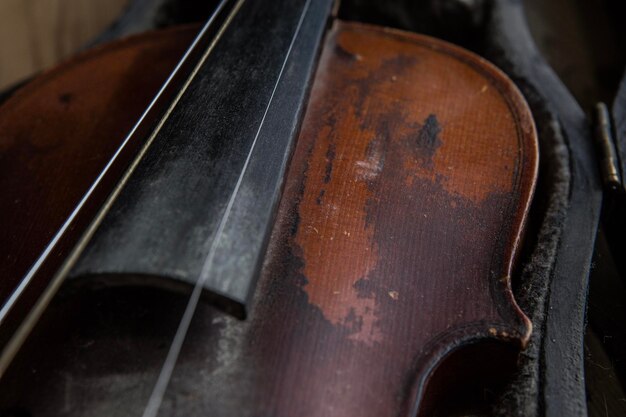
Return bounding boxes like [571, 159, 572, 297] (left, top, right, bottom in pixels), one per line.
[417, 113, 443, 160]
[334, 43, 360, 62]
[58, 92, 74, 106]
[323, 142, 336, 184]
[315, 188, 325, 205]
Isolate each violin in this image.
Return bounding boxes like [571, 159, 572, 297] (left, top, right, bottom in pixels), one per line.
[0, 0, 539, 415]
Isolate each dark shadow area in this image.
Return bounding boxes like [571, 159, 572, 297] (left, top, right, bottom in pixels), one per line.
[417, 340, 519, 417]
[0, 286, 192, 417]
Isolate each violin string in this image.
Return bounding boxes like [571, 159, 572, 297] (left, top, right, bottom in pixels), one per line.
[140, 1, 312, 416]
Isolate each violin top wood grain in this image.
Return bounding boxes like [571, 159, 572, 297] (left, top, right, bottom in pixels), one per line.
[235, 21, 538, 416]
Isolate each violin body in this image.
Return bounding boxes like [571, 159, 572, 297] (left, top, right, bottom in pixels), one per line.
[0, 10, 537, 417]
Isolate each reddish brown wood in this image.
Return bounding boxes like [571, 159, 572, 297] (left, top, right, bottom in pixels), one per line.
[0, 21, 538, 417]
[237, 21, 538, 416]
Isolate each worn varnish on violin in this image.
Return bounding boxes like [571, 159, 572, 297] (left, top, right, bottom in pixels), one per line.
[241, 22, 537, 416]
[0, 6, 537, 417]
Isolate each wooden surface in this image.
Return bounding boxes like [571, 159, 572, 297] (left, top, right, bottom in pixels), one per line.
[0, 21, 537, 416]
[0, 0, 128, 90]
[248, 22, 537, 416]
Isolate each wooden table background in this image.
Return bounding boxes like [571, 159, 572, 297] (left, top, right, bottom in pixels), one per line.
[0, 0, 128, 90]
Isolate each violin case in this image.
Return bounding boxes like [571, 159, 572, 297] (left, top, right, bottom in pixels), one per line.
[0, 0, 624, 416]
